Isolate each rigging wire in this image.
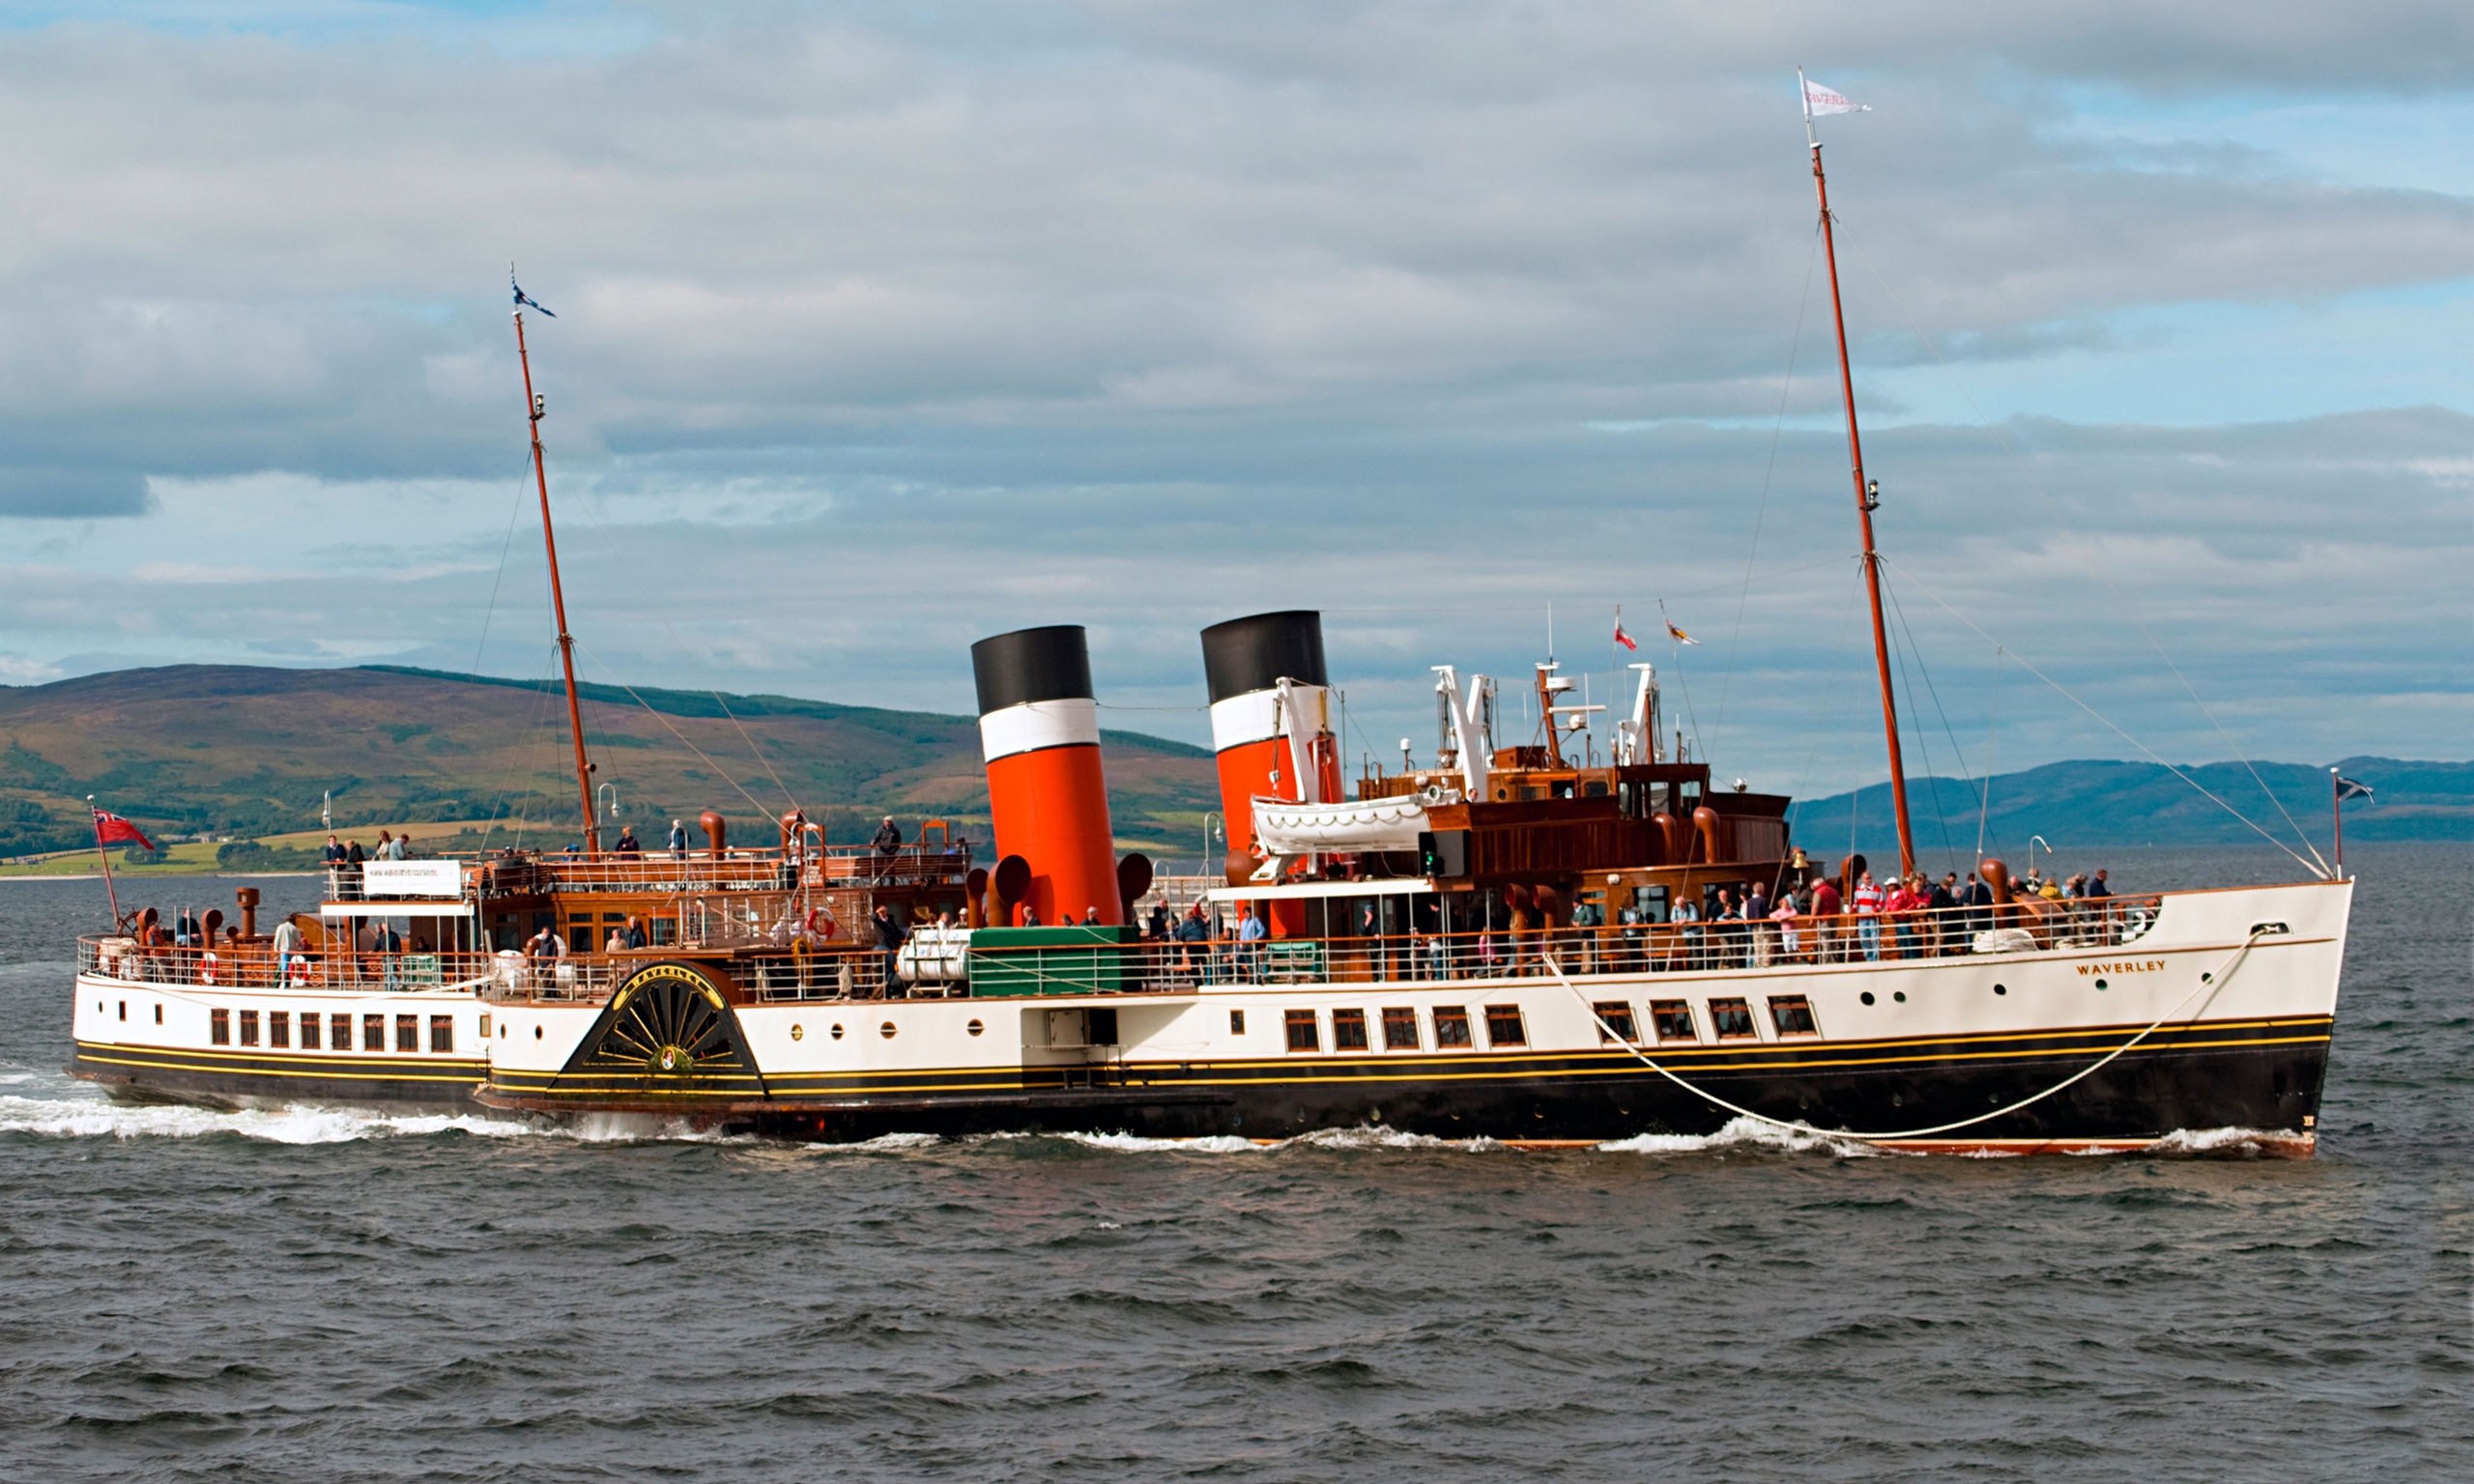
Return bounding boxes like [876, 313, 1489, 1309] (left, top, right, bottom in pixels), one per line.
[1832, 217, 2329, 875]
[568, 634, 785, 824]
[1712, 227, 1825, 750]
[1881, 555, 2327, 878]
[1884, 573, 1982, 872]
[550, 482, 809, 819]
[1883, 597, 1960, 874]
[468, 455, 539, 676]
[1977, 646, 2002, 863]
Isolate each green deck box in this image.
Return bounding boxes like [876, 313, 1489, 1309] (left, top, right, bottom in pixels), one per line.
[968, 925, 1141, 997]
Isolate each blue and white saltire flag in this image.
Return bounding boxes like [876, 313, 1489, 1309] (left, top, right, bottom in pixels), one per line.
[511, 278, 556, 317]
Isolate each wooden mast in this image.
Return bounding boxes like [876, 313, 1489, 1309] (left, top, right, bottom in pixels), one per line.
[1808, 131, 1915, 878]
[512, 279, 600, 854]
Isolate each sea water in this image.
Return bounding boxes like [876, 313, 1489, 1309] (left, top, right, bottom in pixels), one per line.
[1, 844, 2465, 1481]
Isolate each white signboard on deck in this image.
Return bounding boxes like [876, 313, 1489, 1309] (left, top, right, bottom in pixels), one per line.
[361, 860, 462, 898]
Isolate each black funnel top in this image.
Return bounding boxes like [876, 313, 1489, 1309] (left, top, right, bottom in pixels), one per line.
[1200, 611, 1327, 703]
[971, 625, 1094, 715]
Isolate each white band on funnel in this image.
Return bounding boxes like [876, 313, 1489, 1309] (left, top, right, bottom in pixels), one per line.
[1209, 685, 1326, 752]
[979, 697, 1102, 761]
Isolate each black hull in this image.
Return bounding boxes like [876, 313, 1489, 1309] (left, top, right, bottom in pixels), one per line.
[70, 1042, 488, 1118]
[482, 1017, 2333, 1152]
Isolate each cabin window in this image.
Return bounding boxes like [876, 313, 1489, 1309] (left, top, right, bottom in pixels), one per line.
[568, 916, 592, 933]
[1650, 999, 1695, 1042]
[210, 1009, 229, 1045]
[239, 1011, 259, 1047]
[1710, 997, 1757, 1040]
[651, 919, 676, 946]
[334, 1013, 356, 1051]
[430, 1016, 454, 1053]
[1284, 1010, 1320, 1052]
[362, 1013, 385, 1051]
[1380, 1007, 1421, 1051]
[1482, 1005, 1526, 1048]
[1332, 1009, 1369, 1051]
[1583, 780, 1608, 797]
[477, 1014, 492, 1040]
[1229, 1010, 1246, 1036]
[269, 1011, 290, 1048]
[1637, 886, 1671, 925]
[299, 1013, 321, 1051]
[1592, 1001, 1637, 1043]
[1769, 996, 1819, 1037]
[117, 1000, 126, 1022]
[603, 912, 625, 924]
[1433, 1007, 1473, 1047]
[155, 1004, 163, 1025]
[396, 1015, 418, 1052]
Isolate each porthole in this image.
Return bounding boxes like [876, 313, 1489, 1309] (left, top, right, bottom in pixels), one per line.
[966, 1018, 985, 1037]
[1859, 991, 1875, 1006]
[1993, 984, 2006, 996]
[790, 1023, 804, 1042]
[532, 1025, 543, 1040]
[1892, 991, 1907, 1003]
[880, 1021, 897, 1039]
[2201, 972, 2213, 984]
[830, 1023, 845, 1040]
[2094, 979, 2108, 991]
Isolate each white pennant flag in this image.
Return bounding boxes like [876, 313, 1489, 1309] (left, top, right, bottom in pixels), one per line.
[1801, 75, 1871, 118]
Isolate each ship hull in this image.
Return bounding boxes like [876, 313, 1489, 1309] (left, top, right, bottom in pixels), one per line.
[67, 974, 492, 1115]
[479, 880, 2348, 1154]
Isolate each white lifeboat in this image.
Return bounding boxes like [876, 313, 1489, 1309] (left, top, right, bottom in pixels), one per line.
[1250, 789, 1452, 855]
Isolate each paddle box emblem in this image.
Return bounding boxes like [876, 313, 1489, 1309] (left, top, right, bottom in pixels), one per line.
[561, 960, 757, 1086]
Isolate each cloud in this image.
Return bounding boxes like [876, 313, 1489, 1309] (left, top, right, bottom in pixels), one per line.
[0, 3, 2464, 794]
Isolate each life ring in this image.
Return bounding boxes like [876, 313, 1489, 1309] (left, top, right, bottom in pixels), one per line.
[804, 906, 839, 940]
[198, 952, 218, 985]
[285, 955, 311, 987]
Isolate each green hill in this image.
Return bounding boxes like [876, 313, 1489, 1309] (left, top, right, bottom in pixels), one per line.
[1790, 756, 2472, 856]
[0, 664, 1217, 861]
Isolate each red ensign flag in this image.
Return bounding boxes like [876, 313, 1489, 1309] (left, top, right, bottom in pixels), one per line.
[1613, 620, 1638, 651]
[92, 809, 155, 850]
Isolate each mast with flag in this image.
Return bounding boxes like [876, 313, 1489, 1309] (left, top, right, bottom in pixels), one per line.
[2330, 769, 2372, 877]
[511, 269, 600, 854]
[1801, 69, 1914, 879]
[87, 796, 153, 928]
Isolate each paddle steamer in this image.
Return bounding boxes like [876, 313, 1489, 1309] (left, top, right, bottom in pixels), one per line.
[68, 136, 2350, 1150]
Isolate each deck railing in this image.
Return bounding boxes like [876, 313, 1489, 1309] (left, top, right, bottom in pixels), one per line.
[78, 895, 2161, 1003]
[314, 844, 975, 902]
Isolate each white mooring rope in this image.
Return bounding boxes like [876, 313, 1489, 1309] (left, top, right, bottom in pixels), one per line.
[1541, 928, 2266, 1146]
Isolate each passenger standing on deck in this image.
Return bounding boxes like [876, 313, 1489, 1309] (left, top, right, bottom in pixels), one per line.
[1671, 894, 1702, 971]
[1175, 904, 1207, 979]
[322, 834, 346, 898]
[1809, 874, 1843, 962]
[615, 827, 641, 857]
[668, 819, 688, 859]
[344, 838, 367, 901]
[624, 915, 647, 950]
[1236, 904, 1267, 983]
[1743, 884, 1770, 967]
[1770, 893, 1801, 962]
[1853, 871, 1883, 961]
[873, 904, 907, 997]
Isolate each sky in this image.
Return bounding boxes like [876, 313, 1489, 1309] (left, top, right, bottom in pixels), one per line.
[0, 0, 2467, 815]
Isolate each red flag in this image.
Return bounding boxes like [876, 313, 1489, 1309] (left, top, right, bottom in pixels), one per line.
[92, 809, 155, 850]
[1613, 620, 1638, 651]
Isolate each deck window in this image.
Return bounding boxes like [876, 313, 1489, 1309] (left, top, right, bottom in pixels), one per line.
[395, 1015, 418, 1053]
[1228, 1009, 1245, 1036]
[1284, 1010, 1320, 1052]
[155, 1004, 162, 1025]
[269, 1012, 290, 1048]
[210, 1008, 229, 1045]
[299, 1013, 321, 1051]
[333, 1013, 354, 1051]
[1650, 1000, 1695, 1042]
[239, 1011, 259, 1047]
[430, 1015, 454, 1053]
[1331, 1009, 1369, 1051]
[1380, 1007, 1421, 1051]
[1769, 996, 1819, 1038]
[1710, 997, 1757, 1040]
[117, 1001, 126, 1022]
[1592, 1002, 1637, 1043]
[1482, 1005, 1526, 1048]
[362, 1013, 385, 1051]
[1433, 1006, 1473, 1047]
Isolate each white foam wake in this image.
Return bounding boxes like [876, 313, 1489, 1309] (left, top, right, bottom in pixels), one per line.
[0, 1092, 543, 1144]
[1595, 1115, 1887, 1158]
